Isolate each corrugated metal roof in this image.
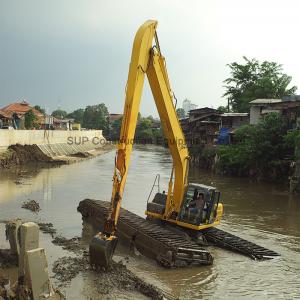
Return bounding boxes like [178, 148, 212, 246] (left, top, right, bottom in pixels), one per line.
[249, 99, 282, 104]
[221, 113, 249, 117]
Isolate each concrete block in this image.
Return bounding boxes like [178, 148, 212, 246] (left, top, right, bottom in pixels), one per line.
[25, 248, 55, 300]
[5, 219, 22, 255]
[19, 222, 39, 278]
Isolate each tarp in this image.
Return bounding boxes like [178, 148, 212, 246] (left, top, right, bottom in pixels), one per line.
[217, 127, 230, 145]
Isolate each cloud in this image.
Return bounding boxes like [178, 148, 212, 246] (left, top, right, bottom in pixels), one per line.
[0, 0, 299, 115]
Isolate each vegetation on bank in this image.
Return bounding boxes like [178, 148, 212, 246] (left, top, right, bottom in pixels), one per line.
[24, 109, 38, 129]
[50, 105, 163, 143]
[191, 113, 300, 180]
[51, 104, 109, 134]
[54, 105, 184, 143]
[109, 114, 164, 143]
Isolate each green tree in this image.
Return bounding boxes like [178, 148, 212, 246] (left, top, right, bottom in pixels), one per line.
[217, 105, 229, 113]
[284, 130, 300, 159]
[67, 108, 84, 124]
[134, 116, 163, 143]
[34, 105, 45, 115]
[51, 109, 67, 119]
[82, 103, 109, 134]
[176, 108, 186, 119]
[25, 109, 37, 129]
[223, 57, 297, 112]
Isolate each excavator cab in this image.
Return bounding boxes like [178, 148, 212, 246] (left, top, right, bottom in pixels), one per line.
[178, 183, 221, 226]
[146, 183, 223, 229]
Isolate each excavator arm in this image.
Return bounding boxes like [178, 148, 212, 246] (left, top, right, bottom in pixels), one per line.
[89, 20, 189, 268]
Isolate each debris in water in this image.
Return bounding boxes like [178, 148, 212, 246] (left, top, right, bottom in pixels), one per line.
[21, 200, 40, 212]
[38, 222, 57, 237]
[52, 254, 89, 284]
[52, 236, 86, 254]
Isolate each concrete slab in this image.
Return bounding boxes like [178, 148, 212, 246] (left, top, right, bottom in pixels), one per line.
[19, 222, 39, 278]
[25, 248, 58, 300]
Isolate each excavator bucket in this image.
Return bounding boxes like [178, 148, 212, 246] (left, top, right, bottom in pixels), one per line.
[89, 233, 118, 269]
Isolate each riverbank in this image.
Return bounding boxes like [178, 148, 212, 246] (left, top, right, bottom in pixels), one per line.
[0, 219, 165, 300]
[188, 114, 298, 185]
[0, 143, 115, 170]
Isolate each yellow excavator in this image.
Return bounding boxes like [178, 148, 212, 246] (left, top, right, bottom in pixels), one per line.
[89, 20, 223, 268]
[88, 20, 278, 268]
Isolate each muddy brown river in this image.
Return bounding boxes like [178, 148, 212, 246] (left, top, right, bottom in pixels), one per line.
[0, 145, 300, 299]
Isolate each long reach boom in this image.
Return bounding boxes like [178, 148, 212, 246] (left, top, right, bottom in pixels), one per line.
[89, 20, 190, 268]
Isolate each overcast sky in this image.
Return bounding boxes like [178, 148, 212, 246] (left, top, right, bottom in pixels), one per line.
[1, 0, 300, 116]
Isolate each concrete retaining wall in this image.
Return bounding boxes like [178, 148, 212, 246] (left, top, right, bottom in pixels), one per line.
[0, 129, 106, 156]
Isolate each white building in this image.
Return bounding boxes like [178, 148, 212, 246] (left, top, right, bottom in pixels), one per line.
[182, 99, 198, 115]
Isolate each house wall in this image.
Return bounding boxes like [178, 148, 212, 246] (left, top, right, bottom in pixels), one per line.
[232, 117, 249, 128]
[250, 106, 261, 125]
[0, 129, 105, 153]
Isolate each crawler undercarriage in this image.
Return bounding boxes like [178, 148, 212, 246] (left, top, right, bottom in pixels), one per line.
[78, 199, 279, 268]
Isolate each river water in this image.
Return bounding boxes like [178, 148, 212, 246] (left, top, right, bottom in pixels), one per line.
[0, 145, 299, 299]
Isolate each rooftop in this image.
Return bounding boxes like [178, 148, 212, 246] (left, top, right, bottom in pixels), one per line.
[109, 113, 123, 122]
[1, 101, 43, 117]
[249, 99, 282, 105]
[221, 113, 249, 117]
[189, 107, 217, 113]
[0, 109, 12, 118]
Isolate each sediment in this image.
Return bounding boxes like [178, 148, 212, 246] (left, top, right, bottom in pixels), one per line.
[0, 142, 114, 170]
[0, 144, 59, 169]
[0, 218, 165, 299]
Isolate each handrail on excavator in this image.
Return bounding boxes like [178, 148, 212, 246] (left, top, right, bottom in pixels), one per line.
[147, 174, 161, 203]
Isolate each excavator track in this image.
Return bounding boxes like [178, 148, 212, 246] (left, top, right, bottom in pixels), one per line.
[78, 199, 213, 268]
[203, 227, 279, 260]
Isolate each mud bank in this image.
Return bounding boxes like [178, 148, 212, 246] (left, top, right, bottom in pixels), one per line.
[0, 219, 165, 300]
[45, 226, 165, 299]
[52, 253, 164, 299]
[0, 144, 60, 169]
[0, 143, 115, 170]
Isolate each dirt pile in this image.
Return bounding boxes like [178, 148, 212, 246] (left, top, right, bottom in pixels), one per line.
[0, 144, 55, 169]
[52, 236, 86, 254]
[38, 222, 57, 236]
[70, 152, 92, 158]
[52, 254, 89, 284]
[92, 261, 164, 299]
[47, 227, 164, 299]
[21, 200, 40, 212]
[52, 254, 164, 300]
[0, 249, 18, 268]
[0, 273, 9, 299]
